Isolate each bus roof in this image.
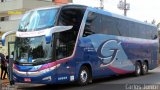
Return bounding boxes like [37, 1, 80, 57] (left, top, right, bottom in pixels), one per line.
[26, 4, 156, 28]
[86, 6, 156, 27]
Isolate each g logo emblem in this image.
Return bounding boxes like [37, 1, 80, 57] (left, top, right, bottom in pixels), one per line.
[97, 39, 120, 66]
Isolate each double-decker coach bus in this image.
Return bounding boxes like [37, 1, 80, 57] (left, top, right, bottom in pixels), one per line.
[2, 4, 159, 85]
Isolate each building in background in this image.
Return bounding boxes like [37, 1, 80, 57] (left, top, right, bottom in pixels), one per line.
[0, 0, 72, 55]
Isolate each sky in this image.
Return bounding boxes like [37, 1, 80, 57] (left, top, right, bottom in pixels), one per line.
[73, 0, 160, 24]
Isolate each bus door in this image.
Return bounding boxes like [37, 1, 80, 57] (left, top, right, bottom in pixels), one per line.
[53, 30, 77, 82]
[8, 42, 15, 85]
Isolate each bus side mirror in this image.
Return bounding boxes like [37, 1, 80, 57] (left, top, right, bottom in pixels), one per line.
[2, 30, 16, 46]
[1, 39, 5, 46]
[45, 26, 73, 44]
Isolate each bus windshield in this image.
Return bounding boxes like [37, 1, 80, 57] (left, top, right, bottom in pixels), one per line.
[18, 8, 58, 31]
[14, 6, 86, 65]
[15, 36, 52, 64]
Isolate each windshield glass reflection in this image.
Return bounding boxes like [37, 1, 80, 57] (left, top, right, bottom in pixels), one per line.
[18, 8, 58, 31]
[15, 36, 52, 63]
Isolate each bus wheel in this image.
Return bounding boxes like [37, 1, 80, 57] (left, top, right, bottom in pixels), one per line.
[142, 62, 148, 75]
[78, 66, 90, 85]
[134, 62, 142, 76]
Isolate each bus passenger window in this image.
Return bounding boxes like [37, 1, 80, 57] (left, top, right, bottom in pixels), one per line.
[55, 6, 86, 60]
[101, 15, 119, 36]
[83, 12, 102, 37]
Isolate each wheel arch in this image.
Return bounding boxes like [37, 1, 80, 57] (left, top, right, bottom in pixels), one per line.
[75, 62, 93, 81]
[136, 60, 142, 65]
[143, 60, 149, 67]
[81, 63, 92, 76]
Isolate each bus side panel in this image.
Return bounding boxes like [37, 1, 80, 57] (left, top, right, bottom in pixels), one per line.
[120, 37, 159, 70]
[78, 34, 136, 79]
[75, 34, 158, 80]
[77, 37, 119, 79]
[78, 34, 158, 77]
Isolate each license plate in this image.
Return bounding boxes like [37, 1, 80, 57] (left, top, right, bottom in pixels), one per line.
[24, 78, 31, 82]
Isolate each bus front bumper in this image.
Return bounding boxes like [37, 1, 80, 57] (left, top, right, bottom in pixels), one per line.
[12, 69, 57, 84]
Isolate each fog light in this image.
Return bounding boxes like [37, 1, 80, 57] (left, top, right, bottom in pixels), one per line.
[42, 76, 52, 81]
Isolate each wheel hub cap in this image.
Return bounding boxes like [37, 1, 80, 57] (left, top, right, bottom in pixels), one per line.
[80, 70, 88, 83]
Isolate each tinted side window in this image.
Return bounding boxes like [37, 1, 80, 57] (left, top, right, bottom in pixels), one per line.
[54, 30, 77, 60]
[83, 11, 155, 40]
[83, 12, 102, 37]
[101, 15, 120, 36]
[128, 22, 140, 38]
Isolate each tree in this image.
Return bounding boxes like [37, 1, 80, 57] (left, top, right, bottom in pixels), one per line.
[151, 19, 156, 24]
[157, 22, 160, 30]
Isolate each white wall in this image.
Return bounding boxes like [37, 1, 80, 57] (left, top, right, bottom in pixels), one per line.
[44, 0, 52, 1]
[9, 14, 23, 20]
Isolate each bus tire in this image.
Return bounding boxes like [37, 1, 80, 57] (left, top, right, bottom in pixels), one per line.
[134, 62, 142, 76]
[141, 62, 148, 75]
[78, 66, 90, 86]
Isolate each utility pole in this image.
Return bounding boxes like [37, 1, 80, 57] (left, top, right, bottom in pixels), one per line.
[124, 0, 127, 16]
[117, 0, 130, 16]
[100, 0, 104, 9]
